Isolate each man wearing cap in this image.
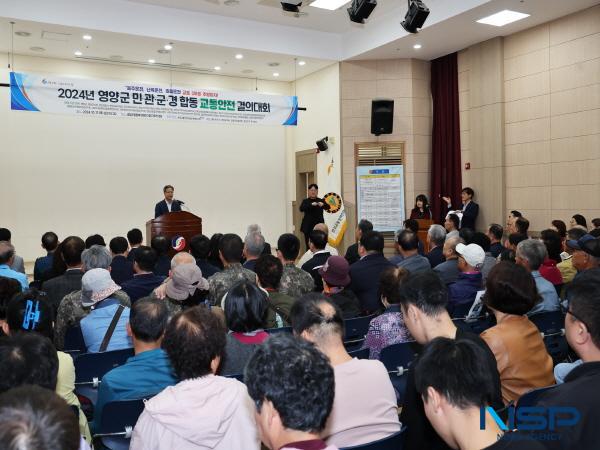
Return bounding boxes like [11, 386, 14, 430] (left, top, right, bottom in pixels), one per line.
[92, 297, 177, 433]
[448, 243, 484, 314]
[320, 256, 361, 319]
[161, 263, 209, 316]
[570, 234, 600, 277]
[79, 268, 132, 353]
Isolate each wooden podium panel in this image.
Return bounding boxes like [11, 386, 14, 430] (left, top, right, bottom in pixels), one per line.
[415, 219, 434, 253]
[146, 211, 202, 256]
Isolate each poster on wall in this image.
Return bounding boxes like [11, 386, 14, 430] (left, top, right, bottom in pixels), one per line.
[356, 165, 405, 232]
[9, 72, 298, 126]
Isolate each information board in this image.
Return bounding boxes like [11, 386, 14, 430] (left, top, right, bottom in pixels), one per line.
[356, 165, 405, 232]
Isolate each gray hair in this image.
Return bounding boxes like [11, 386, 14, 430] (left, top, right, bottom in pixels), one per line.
[444, 236, 464, 256]
[81, 245, 112, 271]
[170, 251, 195, 270]
[245, 231, 265, 257]
[0, 241, 15, 265]
[428, 224, 446, 247]
[516, 239, 547, 271]
[246, 224, 262, 235]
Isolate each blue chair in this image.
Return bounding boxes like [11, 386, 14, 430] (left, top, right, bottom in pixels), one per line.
[529, 311, 565, 335]
[453, 314, 495, 335]
[529, 311, 569, 363]
[340, 427, 406, 450]
[266, 326, 292, 334]
[379, 342, 418, 405]
[64, 325, 87, 355]
[94, 398, 146, 450]
[348, 347, 370, 359]
[450, 300, 475, 319]
[74, 348, 134, 405]
[517, 385, 556, 409]
[344, 314, 375, 351]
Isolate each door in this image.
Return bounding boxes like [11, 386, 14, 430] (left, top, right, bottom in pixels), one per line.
[293, 149, 317, 253]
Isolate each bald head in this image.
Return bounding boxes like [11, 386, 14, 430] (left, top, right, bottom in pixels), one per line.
[0, 241, 15, 265]
[443, 236, 464, 260]
[170, 251, 195, 270]
[290, 294, 344, 343]
[313, 223, 329, 234]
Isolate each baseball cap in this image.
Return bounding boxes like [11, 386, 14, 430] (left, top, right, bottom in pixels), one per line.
[456, 243, 485, 268]
[81, 268, 121, 307]
[165, 263, 209, 301]
[580, 237, 600, 258]
[318, 256, 351, 287]
[566, 234, 596, 251]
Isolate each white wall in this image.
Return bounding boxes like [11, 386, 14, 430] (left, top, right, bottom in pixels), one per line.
[1, 54, 293, 261]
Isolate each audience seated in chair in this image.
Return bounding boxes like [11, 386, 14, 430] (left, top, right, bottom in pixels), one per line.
[121, 246, 166, 303]
[487, 224, 505, 259]
[276, 233, 315, 299]
[470, 232, 497, 284]
[79, 268, 132, 353]
[255, 255, 296, 328]
[243, 230, 265, 272]
[126, 228, 143, 263]
[3, 291, 91, 442]
[290, 295, 400, 447]
[516, 239, 560, 315]
[297, 223, 339, 268]
[189, 233, 221, 278]
[320, 256, 361, 319]
[396, 230, 431, 274]
[151, 235, 171, 277]
[0, 228, 25, 274]
[34, 231, 59, 283]
[397, 270, 502, 450]
[414, 338, 545, 450]
[557, 227, 586, 284]
[208, 233, 256, 306]
[480, 262, 555, 405]
[55, 245, 131, 350]
[42, 236, 85, 313]
[444, 214, 460, 241]
[92, 297, 177, 433]
[0, 385, 82, 450]
[434, 236, 463, 285]
[301, 230, 332, 293]
[130, 306, 259, 450]
[447, 243, 484, 314]
[426, 225, 446, 269]
[569, 234, 600, 277]
[345, 219, 373, 266]
[220, 280, 269, 376]
[539, 229, 564, 287]
[109, 236, 134, 285]
[0, 277, 21, 334]
[245, 333, 338, 450]
[362, 266, 411, 359]
[349, 231, 394, 314]
[0, 241, 29, 291]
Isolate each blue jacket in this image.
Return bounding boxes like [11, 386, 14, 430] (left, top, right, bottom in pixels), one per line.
[529, 271, 560, 315]
[92, 348, 177, 432]
[110, 255, 134, 285]
[349, 253, 394, 313]
[0, 264, 29, 290]
[34, 252, 54, 281]
[448, 272, 482, 310]
[80, 297, 132, 353]
[196, 259, 221, 278]
[121, 273, 166, 302]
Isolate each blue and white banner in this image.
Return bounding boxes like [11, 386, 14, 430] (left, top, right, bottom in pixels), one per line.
[10, 72, 298, 126]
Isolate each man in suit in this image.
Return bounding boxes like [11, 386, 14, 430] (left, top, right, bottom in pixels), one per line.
[127, 228, 144, 263]
[0, 228, 25, 274]
[426, 224, 446, 269]
[189, 234, 221, 278]
[121, 246, 165, 302]
[344, 219, 373, 266]
[243, 231, 265, 272]
[34, 231, 59, 283]
[41, 236, 86, 315]
[442, 187, 479, 230]
[109, 236, 134, 285]
[154, 185, 183, 218]
[349, 231, 393, 313]
[301, 230, 331, 292]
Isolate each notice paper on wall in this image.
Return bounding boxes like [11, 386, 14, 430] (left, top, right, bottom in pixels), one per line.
[9, 72, 298, 126]
[356, 165, 405, 232]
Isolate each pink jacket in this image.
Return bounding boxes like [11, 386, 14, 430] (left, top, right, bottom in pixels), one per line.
[130, 375, 259, 450]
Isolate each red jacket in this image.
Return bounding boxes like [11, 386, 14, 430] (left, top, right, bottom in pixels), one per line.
[539, 258, 563, 285]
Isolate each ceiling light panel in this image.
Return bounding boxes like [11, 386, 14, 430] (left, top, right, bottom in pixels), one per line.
[476, 10, 530, 27]
[310, 0, 350, 10]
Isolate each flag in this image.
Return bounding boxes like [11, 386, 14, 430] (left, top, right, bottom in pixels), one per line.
[322, 157, 347, 247]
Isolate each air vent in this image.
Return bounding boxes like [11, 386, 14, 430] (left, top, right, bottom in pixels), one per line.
[41, 31, 71, 41]
[356, 142, 404, 166]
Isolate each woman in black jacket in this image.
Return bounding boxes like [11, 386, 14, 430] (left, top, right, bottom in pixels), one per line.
[299, 183, 330, 249]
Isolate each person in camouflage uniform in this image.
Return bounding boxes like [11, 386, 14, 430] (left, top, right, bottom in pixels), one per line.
[208, 234, 256, 306]
[54, 245, 131, 350]
[276, 233, 315, 299]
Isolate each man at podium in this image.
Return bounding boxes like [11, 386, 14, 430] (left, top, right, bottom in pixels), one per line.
[155, 185, 185, 218]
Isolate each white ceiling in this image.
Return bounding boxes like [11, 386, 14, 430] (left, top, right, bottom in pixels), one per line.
[1, 0, 598, 81]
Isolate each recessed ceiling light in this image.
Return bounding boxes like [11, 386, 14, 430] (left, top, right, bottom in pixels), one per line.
[310, 0, 350, 10]
[268, 62, 280, 67]
[148, 59, 156, 64]
[30, 46, 45, 52]
[214, 66, 221, 71]
[82, 34, 92, 40]
[242, 69, 254, 74]
[74, 50, 83, 56]
[15, 31, 31, 37]
[164, 44, 173, 50]
[224, 0, 239, 5]
[413, 44, 422, 49]
[157, 49, 169, 54]
[476, 10, 530, 27]
[298, 60, 306, 66]
[235, 53, 244, 60]
[273, 72, 280, 77]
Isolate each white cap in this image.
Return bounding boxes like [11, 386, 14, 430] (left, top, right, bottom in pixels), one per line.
[456, 243, 485, 269]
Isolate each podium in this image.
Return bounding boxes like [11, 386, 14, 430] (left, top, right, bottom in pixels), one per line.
[146, 211, 203, 255]
[415, 219, 434, 254]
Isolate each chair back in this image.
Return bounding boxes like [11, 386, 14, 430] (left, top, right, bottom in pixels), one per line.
[95, 398, 147, 450]
[344, 314, 375, 350]
[453, 315, 495, 334]
[379, 342, 417, 372]
[226, 373, 245, 383]
[266, 326, 293, 334]
[64, 325, 87, 354]
[74, 348, 135, 384]
[517, 385, 556, 409]
[348, 347, 370, 359]
[529, 311, 565, 335]
[451, 300, 474, 319]
[340, 427, 406, 450]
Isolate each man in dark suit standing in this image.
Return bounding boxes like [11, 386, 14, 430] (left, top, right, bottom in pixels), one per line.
[154, 185, 184, 218]
[301, 230, 331, 292]
[442, 187, 479, 230]
[349, 231, 394, 314]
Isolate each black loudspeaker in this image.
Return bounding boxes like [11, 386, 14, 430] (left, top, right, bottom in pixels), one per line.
[371, 99, 394, 136]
